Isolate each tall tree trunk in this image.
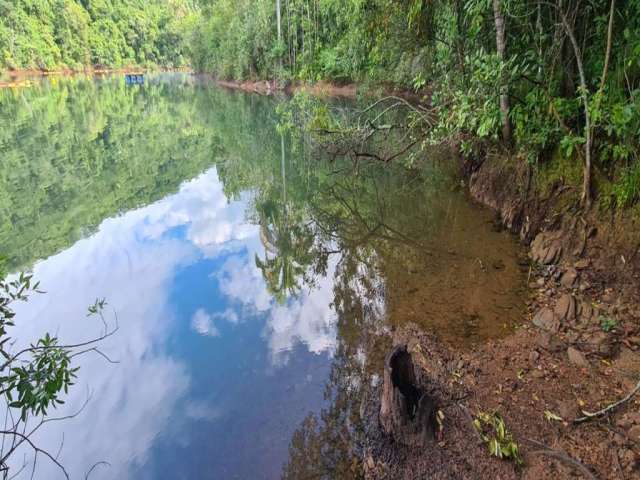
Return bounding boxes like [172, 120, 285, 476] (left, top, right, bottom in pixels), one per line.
[276, 0, 282, 42]
[599, 0, 615, 92]
[559, 9, 592, 207]
[276, 0, 283, 74]
[492, 0, 512, 144]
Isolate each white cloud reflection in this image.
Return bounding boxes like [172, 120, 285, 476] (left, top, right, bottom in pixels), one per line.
[6, 167, 339, 479]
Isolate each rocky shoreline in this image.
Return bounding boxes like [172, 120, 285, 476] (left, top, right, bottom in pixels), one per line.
[363, 151, 640, 479]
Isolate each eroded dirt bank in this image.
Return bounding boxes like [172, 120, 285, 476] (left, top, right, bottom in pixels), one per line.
[363, 152, 640, 479]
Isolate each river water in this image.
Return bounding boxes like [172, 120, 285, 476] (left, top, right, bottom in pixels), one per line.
[0, 74, 527, 479]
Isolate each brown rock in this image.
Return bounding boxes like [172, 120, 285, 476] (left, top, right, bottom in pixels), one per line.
[584, 331, 614, 356]
[628, 425, 640, 443]
[554, 294, 577, 321]
[530, 233, 563, 265]
[567, 347, 589, 368]
[615, 348, 640, 377]
[627, 412, 640, 425]
[536, 331, 563, 351]
[529, 350, 540, 362]
[560, 268, 579, 288]
[578, 301, 595, 323]
[574, 259, 590, 269]
[542, 243, 562, 265]
[602, 292, 615, 304]
[621, 449, 637, 470]
[533, 308, 559, 332]
[531, 369, 545, 379]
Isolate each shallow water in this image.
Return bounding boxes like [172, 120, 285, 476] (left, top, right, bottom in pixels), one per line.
[0, 74, 526, 479]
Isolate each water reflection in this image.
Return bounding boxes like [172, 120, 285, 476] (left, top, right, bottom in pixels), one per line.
[8, 166, 341, 479]
[1, 75, 526, 479]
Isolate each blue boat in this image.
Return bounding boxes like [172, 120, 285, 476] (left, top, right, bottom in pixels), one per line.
[125, 74, 144, 85]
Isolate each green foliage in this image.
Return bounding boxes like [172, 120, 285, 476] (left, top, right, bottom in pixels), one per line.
[473, 411, 523, 465]
[0, 271, 85, 422]
[600, 315, 618, 333]
[0, 0, 194, 70]
[187, 0, 640, 209]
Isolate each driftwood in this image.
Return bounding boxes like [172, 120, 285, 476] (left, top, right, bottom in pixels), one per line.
[379, 345, 436, 447]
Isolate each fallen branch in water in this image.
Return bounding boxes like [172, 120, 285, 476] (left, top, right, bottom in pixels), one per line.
[573, 378, 640, 424]
[523, 438, 598, 480]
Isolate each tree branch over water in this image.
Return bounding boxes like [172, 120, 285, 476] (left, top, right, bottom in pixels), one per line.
[0, 270, 117, 479]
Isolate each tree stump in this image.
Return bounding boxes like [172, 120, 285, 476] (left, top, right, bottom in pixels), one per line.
[380, 345, 436, 447]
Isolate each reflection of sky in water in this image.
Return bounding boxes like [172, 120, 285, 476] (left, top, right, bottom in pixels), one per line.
[10, 168, 338, 479]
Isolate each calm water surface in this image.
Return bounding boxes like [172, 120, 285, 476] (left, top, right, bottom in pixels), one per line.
[0, 74, 527, 479]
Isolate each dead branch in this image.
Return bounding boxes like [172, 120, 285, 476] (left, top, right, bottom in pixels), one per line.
[574, 378, 640, 423]
[524, 437, 598, 480]
[0, 431, 69, 479]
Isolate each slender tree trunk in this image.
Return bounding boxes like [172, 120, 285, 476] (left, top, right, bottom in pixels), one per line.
[276, 0, 283, 75]
[559, 9, 592, 207]
[276, 0, 282, 42]
[492, 0, 512, 144]
[286, 0, 292, 69]
[536, 0, 543, 80]
[599, 0, 615, 92]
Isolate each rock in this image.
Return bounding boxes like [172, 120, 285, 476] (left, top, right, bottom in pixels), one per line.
[536, 278, 545, 287]
[567, 347, 589, 368]
[628, 425, 640, 443]
[529, 350, 540, 362]
[578, 301, 595, 323]
[530, 233, 563, 265]
[626, 412, 640, 425]
[602, 292, 615, 304]
[555, 294, 577, 321]
[536, 331, 563, 351]
[621, 449, 637, 470]
[615, 348, 640, 377]
[585, 331, 613, 356]
[531, 369, 545, 379]
[532, 308, 559, 332]
[574, 259, 590, 269]
[560, 268, 579, 288]
[617, 416, 633, 429]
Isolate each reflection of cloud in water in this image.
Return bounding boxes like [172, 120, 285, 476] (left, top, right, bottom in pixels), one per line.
[216, 247, 339, 364]
[7, 167, 340, 478]
[191, 308, 220, 337]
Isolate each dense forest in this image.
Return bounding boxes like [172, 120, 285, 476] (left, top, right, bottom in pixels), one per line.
[0, 0, 193, 69]
[1, 1, 639, 208]
[191, 0, 640, 210]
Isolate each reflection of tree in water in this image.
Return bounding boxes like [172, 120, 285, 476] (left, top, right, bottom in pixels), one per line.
[254, 196, 321, 304]
[282, 244, 390, 480]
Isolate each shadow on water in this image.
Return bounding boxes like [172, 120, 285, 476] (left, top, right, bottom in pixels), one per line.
[0, 74, 527, 479]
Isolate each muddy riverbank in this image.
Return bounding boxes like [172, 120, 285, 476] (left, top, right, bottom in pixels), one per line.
[362, 151, 640, 479]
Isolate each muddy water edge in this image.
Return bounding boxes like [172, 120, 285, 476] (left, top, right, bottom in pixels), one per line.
[359, 149, 640, 479]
